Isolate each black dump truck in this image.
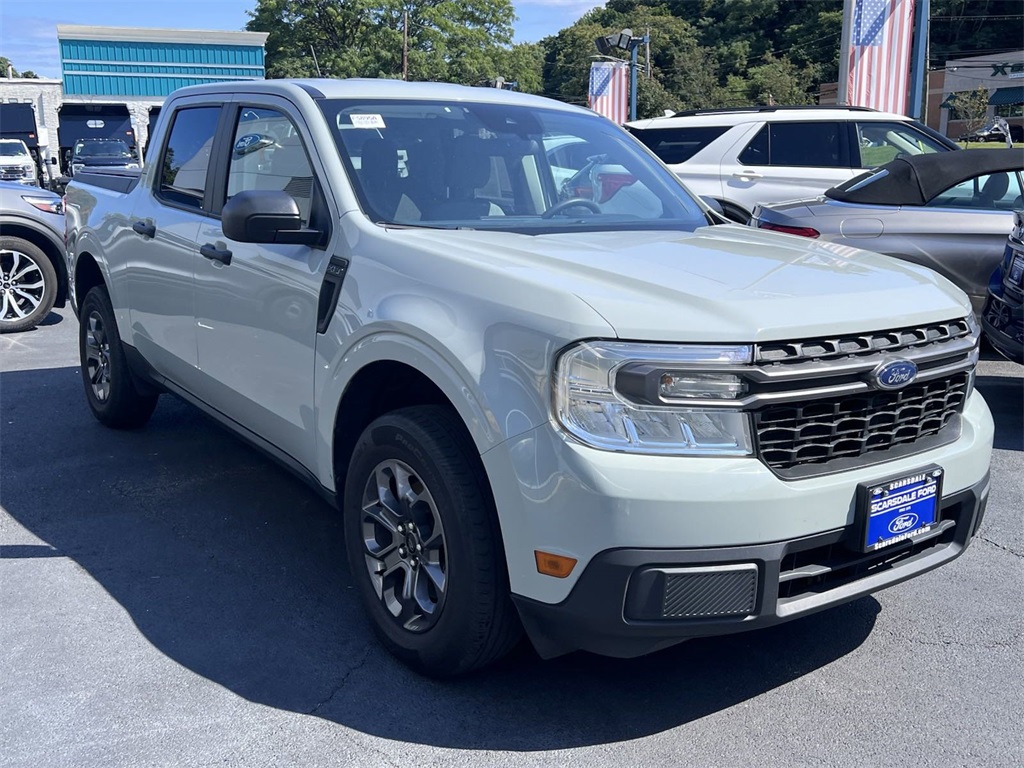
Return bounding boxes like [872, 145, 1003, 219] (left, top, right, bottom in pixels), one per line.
[57, 103, 138, 177]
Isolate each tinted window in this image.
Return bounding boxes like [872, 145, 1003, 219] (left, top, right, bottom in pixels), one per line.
[157, 107, 220, 210]
[737, 125, 768, 165]
[226, 107, 315, 226]
[768, 122, 847, 167]
[630, 126, 730, 164]
[856, 121, 947, 168]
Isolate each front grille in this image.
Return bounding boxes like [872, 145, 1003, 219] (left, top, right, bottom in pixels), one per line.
[0, 165, 28, 180]
[756, 318, 972, 365]
[754, 372, 970, 472]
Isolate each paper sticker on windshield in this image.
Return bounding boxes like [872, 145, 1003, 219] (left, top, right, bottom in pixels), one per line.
[350, 114, 386, 129]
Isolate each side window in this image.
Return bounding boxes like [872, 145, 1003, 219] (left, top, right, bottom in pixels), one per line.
[856, 121, 947, 168]
[156, 107, 220, 210]
[737, 125, 768, 165]
[927, 172, 1024, 210]
[227, 107, 315, 225]
[630, 126, 730, 165]
[767, 122, 847, 168]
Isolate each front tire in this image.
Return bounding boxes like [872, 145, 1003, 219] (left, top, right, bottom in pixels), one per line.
[79, 286, 158, 429]
[343, 406, 521, 677]
[0, 237, 57, 333]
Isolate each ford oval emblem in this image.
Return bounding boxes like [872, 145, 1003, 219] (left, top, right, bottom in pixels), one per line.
[872, 359, 918, 390]
[888, 513, 919, 534]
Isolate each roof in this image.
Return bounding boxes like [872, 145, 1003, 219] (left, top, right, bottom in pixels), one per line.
[56, 24, 268, 47]
[627, 106, 911, 130]
[166, 78, 590, 115]
[826, 149, 1024, 206]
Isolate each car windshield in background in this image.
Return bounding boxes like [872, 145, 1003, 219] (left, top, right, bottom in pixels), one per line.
[0, 143, 30, 158]
[318, 99, 708, 234]
[75, 140, 132, 158]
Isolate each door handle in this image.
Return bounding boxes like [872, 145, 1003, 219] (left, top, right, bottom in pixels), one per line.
[732, 171, 763, 180]
[131, 220, 156, 238]
[200, 243, 233, 266]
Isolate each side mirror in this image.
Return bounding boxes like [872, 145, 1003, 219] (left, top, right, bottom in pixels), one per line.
[222, 189, 321, 245]
[50, 157, 58, 165]
[699, 196, 724, 214]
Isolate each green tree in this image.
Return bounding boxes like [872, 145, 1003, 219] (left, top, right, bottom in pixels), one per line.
[0, 56, 39, 78]
[246, 0, 533, 87]
[948, 86, 993, 143]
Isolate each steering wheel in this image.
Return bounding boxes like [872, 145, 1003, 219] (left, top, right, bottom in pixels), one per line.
[541, 198, 602, 219]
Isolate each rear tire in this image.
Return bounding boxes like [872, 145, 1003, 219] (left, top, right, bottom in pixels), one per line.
[79, 286, 158, 429]
[0, 237, 57, 333]
[343, 405, 521, 677]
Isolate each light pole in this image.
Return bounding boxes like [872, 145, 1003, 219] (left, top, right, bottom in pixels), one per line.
[595, 29, 650, 122]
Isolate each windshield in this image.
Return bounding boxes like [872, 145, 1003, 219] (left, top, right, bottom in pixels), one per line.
[74, 140, 132, 158]
[0, 143, 30, 158]
[318, 99, 708, 234]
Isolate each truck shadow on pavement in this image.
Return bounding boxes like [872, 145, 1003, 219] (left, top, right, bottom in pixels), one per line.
[2, 365, 895, 749]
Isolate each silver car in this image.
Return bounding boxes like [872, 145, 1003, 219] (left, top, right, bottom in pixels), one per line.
[0, 180, 68, 332]
[750, 149, 1024, 314]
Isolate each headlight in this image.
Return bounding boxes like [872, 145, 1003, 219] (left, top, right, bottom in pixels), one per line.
[554, 341, 754, 456]
[22, 164, 35, 173]
[125, 163, 139, 169]
[71, 163, 84, 175]
[21, 195, 63, 214]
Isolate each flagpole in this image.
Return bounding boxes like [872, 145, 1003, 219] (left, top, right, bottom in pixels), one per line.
[907, 0, 930, 119]
[837, 0, 855, 105]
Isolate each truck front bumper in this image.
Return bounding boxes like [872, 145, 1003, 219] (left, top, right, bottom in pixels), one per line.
[513, 473, 989, 659]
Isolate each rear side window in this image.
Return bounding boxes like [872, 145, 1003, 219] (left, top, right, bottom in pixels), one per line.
[738, 122, 849, 168]
[630, 126, 730, 164]
[156, 106, 220, 211]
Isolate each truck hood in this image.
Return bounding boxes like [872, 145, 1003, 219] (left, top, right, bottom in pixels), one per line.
[396, 224, 971, 342]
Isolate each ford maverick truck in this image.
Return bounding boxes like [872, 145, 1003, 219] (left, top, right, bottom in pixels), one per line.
[64, 80, 993, 677]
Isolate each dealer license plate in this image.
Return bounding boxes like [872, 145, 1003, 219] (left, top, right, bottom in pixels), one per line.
[860, 468, 942, 552]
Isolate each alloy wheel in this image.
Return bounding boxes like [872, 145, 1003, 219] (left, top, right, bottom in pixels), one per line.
[84, 310, 113, 402]
[0, 249, 45, 324]
[360, 459, 448, 632]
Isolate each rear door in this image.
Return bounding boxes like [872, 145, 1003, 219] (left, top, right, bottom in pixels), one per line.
[119, 101, 223, 389]
[193, 98, 337, 470]
[721, 121, 859, 211]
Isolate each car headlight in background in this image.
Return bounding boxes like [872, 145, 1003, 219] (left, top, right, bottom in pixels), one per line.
[554, 341, 754, 456]
[125, 163, 140, 169]
[22, 195, 64, 215]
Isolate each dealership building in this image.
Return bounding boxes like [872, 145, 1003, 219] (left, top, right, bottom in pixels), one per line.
[0, 24, 267, 182]
[938, 50, 1024, 139]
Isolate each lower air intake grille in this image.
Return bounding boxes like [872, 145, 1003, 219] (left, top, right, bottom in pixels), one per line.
[754, 372, 969, 472]
[662, 565, 758, 619]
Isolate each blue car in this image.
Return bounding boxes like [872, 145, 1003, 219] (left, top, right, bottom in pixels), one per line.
[981, 210, 1024, 363]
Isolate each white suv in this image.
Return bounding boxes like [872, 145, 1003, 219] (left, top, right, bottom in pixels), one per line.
[627, 106, 958, 222]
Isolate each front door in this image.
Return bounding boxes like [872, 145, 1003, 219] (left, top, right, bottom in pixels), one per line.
[193, 102, 333, 470]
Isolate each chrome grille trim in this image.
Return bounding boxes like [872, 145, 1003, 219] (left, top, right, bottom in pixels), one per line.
[755, 318, 973, 365]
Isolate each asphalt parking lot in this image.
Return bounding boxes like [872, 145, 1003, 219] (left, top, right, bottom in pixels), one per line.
[1, 307, 1021, 768]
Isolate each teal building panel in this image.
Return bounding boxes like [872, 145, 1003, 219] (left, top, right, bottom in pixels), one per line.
[60, 38, 265, 97]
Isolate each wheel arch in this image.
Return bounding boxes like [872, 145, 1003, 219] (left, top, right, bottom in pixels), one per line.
[0, 220, 68, 307]
[329, 359, 488, 500]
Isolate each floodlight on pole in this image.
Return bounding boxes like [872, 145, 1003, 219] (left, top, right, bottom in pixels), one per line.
[593, 28, 650, 122]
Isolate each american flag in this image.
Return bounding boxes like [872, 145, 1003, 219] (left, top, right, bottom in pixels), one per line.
[845, 0, 916, 114]
[588, 61, 629, 124]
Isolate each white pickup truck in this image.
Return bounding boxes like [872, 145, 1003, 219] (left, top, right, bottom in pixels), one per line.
[65, 80, 993, 677]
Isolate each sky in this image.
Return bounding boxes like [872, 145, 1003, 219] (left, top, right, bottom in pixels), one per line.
[0, 0, 605, 79]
